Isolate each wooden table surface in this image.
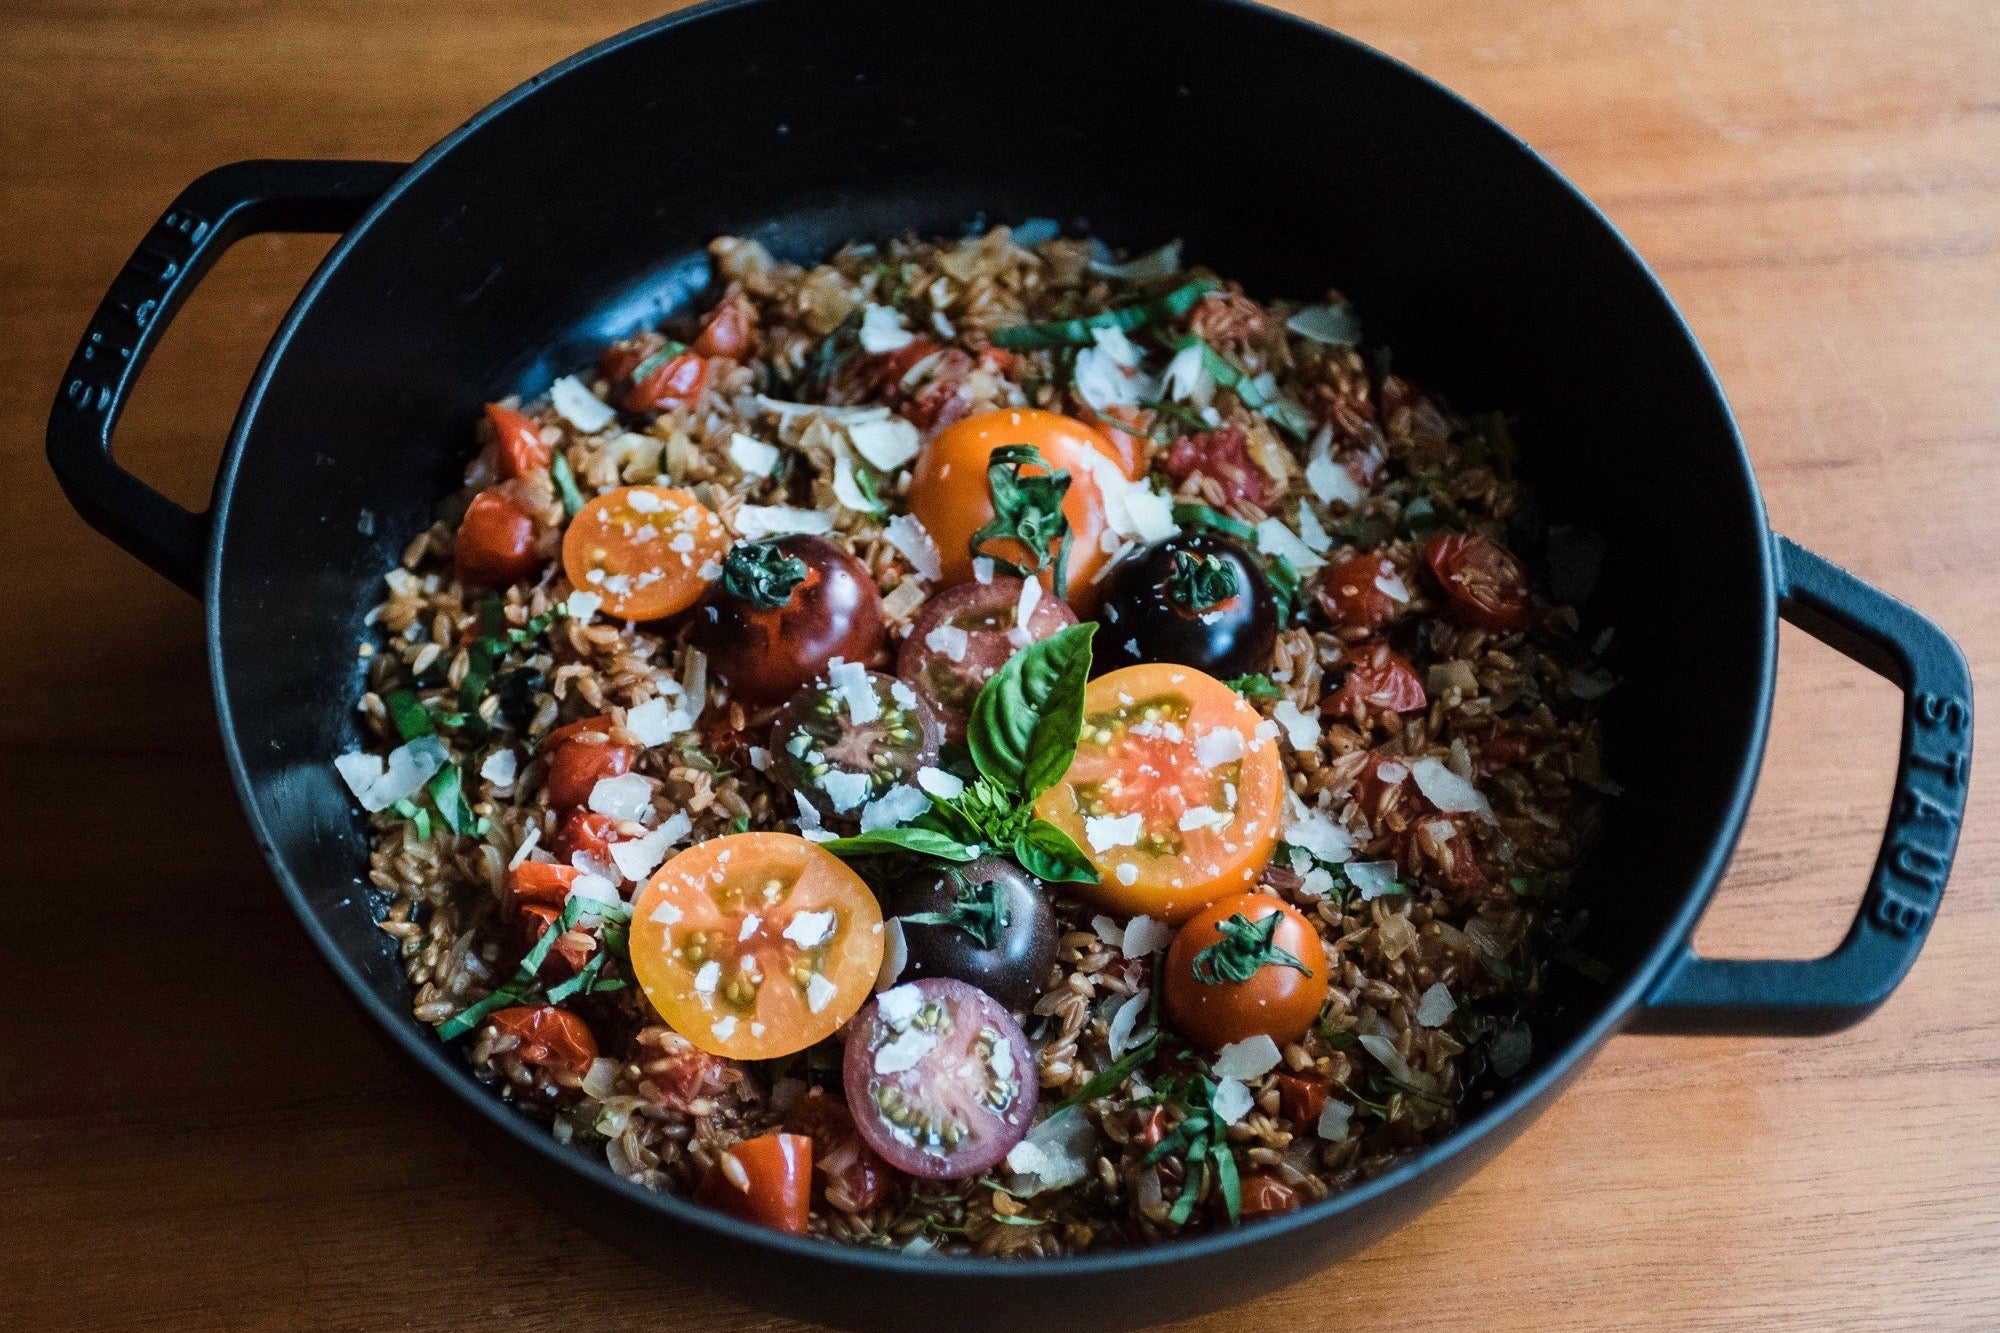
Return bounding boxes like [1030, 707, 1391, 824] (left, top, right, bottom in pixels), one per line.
[3, 1, 1994, 1328]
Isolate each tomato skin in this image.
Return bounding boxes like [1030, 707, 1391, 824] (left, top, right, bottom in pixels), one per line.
[512, 902, 595, 978]
[1327, 642, 1427, 717]
[487, 1005, 598, 1080]
[561, 486, 729, 621]
[1424, 532, 1531, 633]
[628, 833, 884, 1060]
[1096, 530, 1278, 680]
[1162, 424, 1277, 508]
[1275, 1071, 1331, 1126]
[1235, 1172, 1302, 1221]
[485, 403, 551, 479]
[692, 536, 885, 707]
[692, 289, 758, 360]
[544, 734, 634, 810]
[786, 1087, 898, 1213]
[1163, 893, 1329, 1050]
[1032, 663, 1285, 922]
[1314, 552, 1404, 633]
[456, 488, 543, 588]
[554, 809, 620, 866]
[627, 351, 711, 412]
[907, 408, 1125, 609]
[508, 860, 579, 910]
[696, 1132, 813, 1235]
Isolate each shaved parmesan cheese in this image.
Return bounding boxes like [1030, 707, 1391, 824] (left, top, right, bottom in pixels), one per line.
[784, 909, 837, 950]
[727, 432, 780, 477]
[827, 659, 879, 724]
[793, 791, 834, 841]
[624, 696, 693, 746]
[1299, 866, 1336, 898]
[923, 623, 969, 662]
[335, 735, 448, 812]
[649, 897, 683, 925]
[846, 415, 921, 471]
[1285, 303, 1361, 346]
[609, 823, 676, 882]
[1072, 328, 1160, 411]
[875, 984, 923, 1028]
[564, 589, 603, 623]
[1409, 757, 1496, 822]
[754, 395, 891, 426]
[1214, 1034, 1282, 1080]
[1091, 915, 1124, 947]
[1375, 570, 1411, 603]
[1194, 726, 1245, 766]
[1087, 238, 1181, 281]
[831, 447, 880, 514]
[819, 769, 871, 813]
[1317, 1100, 1353, 1140]
[692, 960, 721, 995]
[972, 557, 995, 583]
[1179, 806, 1227, 832]
[1358, 1033, 1423, 1087]
[1162, 340, 1213, 405]
[1271, 699, 1320, 751]
[548, 375, 616, 432]
[507, 825, 541, 870]
[1416, 982, 1457, 1028]
[1305, 430, 1365, 507]
[1255, 516, 1325, 572]
[1295, 501, 1332, 555]
[875, 918, 908, 991]
[1015, 576, 1041, 629]
[1084, 812, 1143, 851]
[1006, 1107, 1095, 1195]
[733, 505, 834, 540]
[479, 748, 518, 788]
[1108, 990, 1152, 1057]
[883, 513, 943, 582]
[858, 303, 915, 353]
[588, 773, 654, 823]
[1283, 809, 1353, 864]
[916, 767, 964, 801]
[1211, 1077, 1255, 1126]
[805, 972, 839, 1014]
[1345, 860, 1402, 900]
[1122, 915, 1173, 958]
[860, 783, 928, 831]
[1116, 862, 1139, 886]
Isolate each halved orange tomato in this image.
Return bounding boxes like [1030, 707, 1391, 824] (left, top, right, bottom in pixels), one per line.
[907, 408, 1127, 610]
[1031, 663, 1283, 922]
[628, 833, 884, 1059]
[561, 485, 728, 620]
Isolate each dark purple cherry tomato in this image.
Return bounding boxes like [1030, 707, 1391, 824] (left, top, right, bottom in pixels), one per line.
[877, 856, 1057, 1009]
[770, 669, 943, 823]
[896, 576, 1078, 742]
[694, 536, 885, 706]
[1097, 530, 1276, 679]
[842, 978, 1038, 1179]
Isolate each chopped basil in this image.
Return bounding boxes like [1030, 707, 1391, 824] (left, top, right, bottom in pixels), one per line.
[436, 896, 605, 1041]
[1175, 335, 1314, 441]
[1223, 673, 1283, 700]
[1139, 397, 1211, 433]
[626, 340, 689, 388]
[989, 279, 1217, 350]
[1052, 1033, 1160, 1114]
[1142, 1075, 1242, 1226]
[390, 798, 432, 840]
[1264, 554, 1306, 627]
[551, 453, 587, 518]
[1170, 501, 1255, 543]
[1189, 911, 1312, 985]
[721, 539, 808, 609]
[969, 444, 1075, 600]
[1163, 549, 1239, 613]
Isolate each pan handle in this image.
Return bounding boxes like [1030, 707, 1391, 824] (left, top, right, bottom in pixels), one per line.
[46, 159, 405, 596]
[1634, 536, 1972, 1036]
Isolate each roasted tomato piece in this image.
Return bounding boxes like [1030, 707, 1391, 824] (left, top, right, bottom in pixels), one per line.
[485, 403, 551, 479]
[1164, 893, 1329, 1049]
[696, 1131, 812, 1235]
[628, 833, 884, 1059]
[896, 575, 1078, 743]
[1275, 1071, 1331, 1127]
[1314, 552, 1409, 633]
[512, 902, 596, 978]
[541, 717, 637, 811]
[486, 1005, 598, 1081]
[842, 979, 1038, 1179]
[554, 809, 620, 866]
[1352, 749, 1423, 835]
[692, 536, 886, 707]
[456, 488, 543, 588]
[769, 668, 943, 824]
[692, 288, 759, 360]
[1327, 642, 1427, 718]
[1032, 663, 1284, 922]
[1423, 532, 1531, 633]
[561, 486, 729, 621]
[1097, 530, 1277, 680]
[876, 856, 1057, 1009]
[1162, 424, 1277, 508]
[635, 1033, 738, 1111]
[627, 350, 711, 413]
[1234, 1173, 1303, 1221]
[786, 1087, 898, 1213]
[507, 860, 579, 910]
[908, 408, 1127, 608]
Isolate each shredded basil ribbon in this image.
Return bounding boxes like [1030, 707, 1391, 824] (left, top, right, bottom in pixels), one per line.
[1163, 550, 1240, 613]
[1190, 911, 1313, 985]
[1174, 335, 1315, 440]
[626, 339, 689, 388]
[989, 279, 1218, 351]
[968, 443, 1075, 601]
[721, 539, 809, 609]
[550, 453, 587, 518]
[436, 895, 625, 1041]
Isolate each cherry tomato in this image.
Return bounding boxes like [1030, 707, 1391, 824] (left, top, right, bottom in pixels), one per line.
[692, 289, 758, 360]
[628, 833, 884, 1059]
[456, 488, 543, 588]
[1424, 532, 1531, 633]
[635, 1037, 736, 1112]
[1032, 663, 1284, 922]
[695, 1131, 812, 1235]
[554, 809, 619, 867]
[1163, 893, 1329, 1049]
[512, 902, 596, 978]
[486, 1005, 598, 1080]
[769, 670, 942, 824]
[908, 408, 1126, 608]
[561, 486, 729, 621]
[876, 856, 1057, 1009]
[485, 403, 551, 479]
[1275, 1071, 1331, 1127]
[842, 978, 1038, 1179]
[628, 350, 711, 413]
[786, 1087, 898, 1213]
[896, 576, 1079, 742]
[508, 860, 579, 910]
[1162, 424, 1277, 507]
[1314, 551, 1406, 633]
[1235, 1173, 1302, 1221]
[692, 536, 885, 707]
[542, 718, 636, 811]
[1327, 642, 1427, 718]
[1097, 530, 1277, 680]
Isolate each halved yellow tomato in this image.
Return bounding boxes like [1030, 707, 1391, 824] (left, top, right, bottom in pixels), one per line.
[561, 485, 728, 620]
[907, 408, 1126, 611]
[1032, 663, 1283, 922]
[628, 833, 884, 1059]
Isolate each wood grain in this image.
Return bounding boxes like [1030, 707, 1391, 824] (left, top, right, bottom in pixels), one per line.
[1, 2, 1993, 1329]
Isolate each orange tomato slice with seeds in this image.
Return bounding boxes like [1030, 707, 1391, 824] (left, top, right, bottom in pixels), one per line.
[561, 485, 727, 620]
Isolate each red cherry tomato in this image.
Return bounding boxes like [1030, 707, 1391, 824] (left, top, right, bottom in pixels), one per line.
[692, 289, 758, 359]
[554, 810, 620, 866]
[1327, 642, 1427, 717]
[487, 1005, 598, 1080]
[871, 337, 944, 398]
[1162, 424, 1277, 507]
[542, 718, 636, 810]
[511, 903, 596, 978]
[1424, 532, 1531, 632]
[1314, 552, 1405, 633]
[485, 403, 551, 479]
[692, 535, 886, 707]
[508, 860, 579, 910]
[628, 351, 711, 412]
[1163, 893, 1329, 1049]
[696, 1132, 812, 1235]
[455, 488, 543, 588]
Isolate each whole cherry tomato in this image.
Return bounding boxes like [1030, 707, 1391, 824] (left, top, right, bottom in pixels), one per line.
[456, 488, 543, 588]
[692, 289, 758, 359]
[1163, 893, 1329, 1049]
[554, 809, 620, 866]
[691, 535, 885, 707]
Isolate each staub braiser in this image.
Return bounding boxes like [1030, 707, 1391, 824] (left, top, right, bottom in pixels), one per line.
[47, 0, 1970, 1327]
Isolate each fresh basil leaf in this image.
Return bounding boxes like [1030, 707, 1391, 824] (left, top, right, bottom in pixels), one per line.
[427, 762, 485, 837]
[1171, 502, 1255, 543]
[383, 689, 435, 742]
[967, 622, 1096, 799]
[1051, 1032, 1160, 1114]
[1223, 673, 1283, 700]
[1013, 818, 1099, 884]
[551, 453, 587, 518]
[822, 828, 981, 861]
